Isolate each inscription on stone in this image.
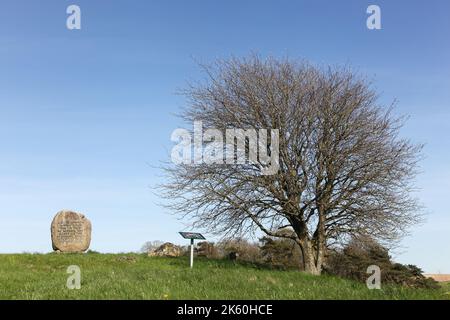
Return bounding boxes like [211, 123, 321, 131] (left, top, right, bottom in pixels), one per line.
[57, 221, 84, 243]
[51, 210, 91, 253]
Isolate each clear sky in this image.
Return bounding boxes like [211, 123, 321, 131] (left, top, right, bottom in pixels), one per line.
[0, 0, 449, 273]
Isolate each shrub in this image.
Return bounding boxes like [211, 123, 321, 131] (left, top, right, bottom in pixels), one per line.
[216, 239, 262, 263]
[196, 241, 219, 258]
[259, 235, 303, 270]
[324, 237, 439, 289]
[216, 232, 303, 270]
[86, 249, 100, 254]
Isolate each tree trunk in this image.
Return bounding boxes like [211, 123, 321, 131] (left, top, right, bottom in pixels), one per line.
[300, 239, 321, 275]
[291, 217, 322, 275]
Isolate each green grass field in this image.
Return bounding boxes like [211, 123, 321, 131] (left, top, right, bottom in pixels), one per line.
[0, 253, 448, 300]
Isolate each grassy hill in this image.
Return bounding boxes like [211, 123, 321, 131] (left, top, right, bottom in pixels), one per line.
[0, 253, 448, 300]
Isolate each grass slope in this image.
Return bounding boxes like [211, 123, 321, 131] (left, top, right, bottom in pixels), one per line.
[0, 253, 448, 300]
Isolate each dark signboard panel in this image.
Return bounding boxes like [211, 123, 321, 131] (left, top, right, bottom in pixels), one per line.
[179, 232, 206, 240]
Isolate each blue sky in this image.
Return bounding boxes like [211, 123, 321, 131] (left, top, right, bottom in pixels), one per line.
[0, 0, 449, 273]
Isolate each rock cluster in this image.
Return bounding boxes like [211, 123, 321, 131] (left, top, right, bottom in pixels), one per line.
[148, 242, 183, 257]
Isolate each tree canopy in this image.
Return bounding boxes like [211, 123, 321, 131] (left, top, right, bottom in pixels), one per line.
[162, 56, 423, 274]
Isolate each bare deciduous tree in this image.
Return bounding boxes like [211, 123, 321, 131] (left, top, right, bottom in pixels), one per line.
[162, 56, 423, 275]
[141, 240, 164, 253]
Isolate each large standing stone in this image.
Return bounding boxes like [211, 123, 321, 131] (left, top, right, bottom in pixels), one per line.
[51, 210, 91, 253]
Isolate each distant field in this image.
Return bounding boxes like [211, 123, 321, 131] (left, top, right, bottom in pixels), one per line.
[0, 253, 449, 300]
[424, 274, 450, 282]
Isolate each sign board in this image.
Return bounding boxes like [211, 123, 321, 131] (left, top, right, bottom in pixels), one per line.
[179, 232, 206, 268]
[179, 232, 206, 240]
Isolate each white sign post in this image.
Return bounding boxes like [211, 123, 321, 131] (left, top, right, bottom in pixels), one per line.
[190, 239, 194, 268]
[179, 232, 206, 269]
